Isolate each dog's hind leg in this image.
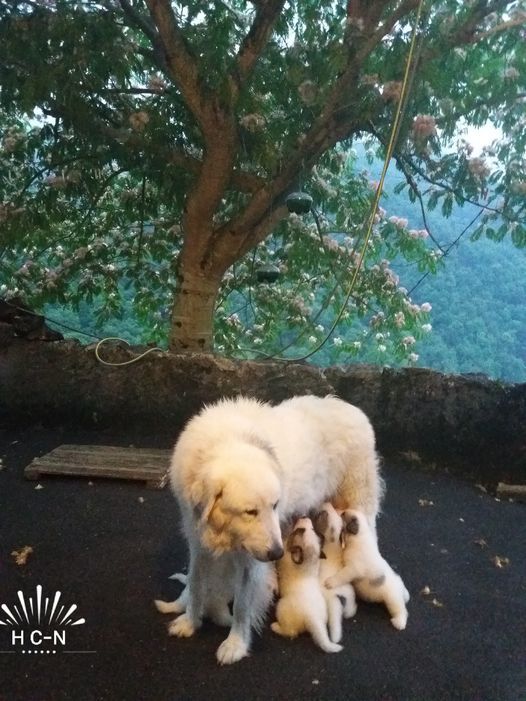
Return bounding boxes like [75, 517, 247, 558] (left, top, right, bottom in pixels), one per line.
[384, 590, 408, 631]
[338, 583, 357, 618]
[326, 594, 343, 643]
[306, 615, 343, 653]
[168, 544, 211, 638]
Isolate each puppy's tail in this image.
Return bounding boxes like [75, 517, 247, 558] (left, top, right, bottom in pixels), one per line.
[307, 616, 343, 653]
[326, 595, 343, 643]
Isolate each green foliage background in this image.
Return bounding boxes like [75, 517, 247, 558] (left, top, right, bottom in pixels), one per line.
[43, 150, 526, 383]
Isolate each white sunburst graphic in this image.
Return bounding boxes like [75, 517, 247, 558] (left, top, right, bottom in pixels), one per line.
[0, 585, 92, 655]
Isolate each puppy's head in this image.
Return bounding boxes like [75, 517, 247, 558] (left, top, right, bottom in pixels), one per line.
[313, 502, 343, 545]
[191, 439, 283, 562]
[285, 517, 323, 567]
[339, 509, 365, 546]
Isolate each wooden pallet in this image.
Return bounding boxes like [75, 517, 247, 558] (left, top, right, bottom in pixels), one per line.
[24, 444, 171, 489]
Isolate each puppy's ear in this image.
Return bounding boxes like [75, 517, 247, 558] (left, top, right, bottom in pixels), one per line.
[313, 510, 329, 537]
[290, 545, 304, 565]
[344, 514, 359, 535]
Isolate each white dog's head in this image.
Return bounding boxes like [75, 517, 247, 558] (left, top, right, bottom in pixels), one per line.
[190, 438, 284, 562]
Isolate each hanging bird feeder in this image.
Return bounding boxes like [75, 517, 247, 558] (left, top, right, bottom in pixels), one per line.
[286, 191, 313, 215]
[255, 263, 280, 283]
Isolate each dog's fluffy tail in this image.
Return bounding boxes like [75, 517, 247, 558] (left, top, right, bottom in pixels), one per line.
[168, 572, 188, 584]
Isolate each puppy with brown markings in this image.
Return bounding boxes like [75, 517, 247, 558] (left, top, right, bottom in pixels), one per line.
[325, 509, 410, 630]
[272, 517, 343, 653]
[313, 503, 356, 643]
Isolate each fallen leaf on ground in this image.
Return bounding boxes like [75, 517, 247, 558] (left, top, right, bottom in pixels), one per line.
[474, 538, 488, 548]
[418, 499, 434, 507]
[400, 450, 421, 463]
[475, 483, 487, 493]
[34, 483, 44, 490]
[11, 546, 33, 565]
[420, 586, 431, 596]
[138, 496, 145, 503]
[492, 555, 510, 568]
[431, 598, 444, 608]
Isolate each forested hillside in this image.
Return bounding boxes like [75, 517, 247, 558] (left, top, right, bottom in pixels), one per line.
[377, 157, 526, 382]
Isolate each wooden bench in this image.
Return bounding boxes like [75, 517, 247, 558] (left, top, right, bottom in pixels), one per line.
[24, 444, 171, 489]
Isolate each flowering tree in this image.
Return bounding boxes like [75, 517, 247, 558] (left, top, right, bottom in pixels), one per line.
[0, 0, 524, 360]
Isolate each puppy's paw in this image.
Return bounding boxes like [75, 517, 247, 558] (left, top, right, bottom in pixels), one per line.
[154, 599, 185, 615]
[216, 633, 249, 665]
[321, 641, 343, 653]
[167, 613, 196, 638]
[324, 577, 336, 590]
[390, 612, 408, 630]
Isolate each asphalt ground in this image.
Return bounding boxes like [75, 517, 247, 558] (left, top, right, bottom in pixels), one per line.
[0, 424, 525, 701]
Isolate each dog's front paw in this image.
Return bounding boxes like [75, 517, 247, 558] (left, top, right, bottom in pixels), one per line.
[168, 613, 197, 638]
[324, 577, 335, 590]
[216, 633, 249, 665]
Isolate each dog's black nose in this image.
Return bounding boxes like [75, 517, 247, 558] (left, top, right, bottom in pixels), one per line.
[267, 545, 284, 561]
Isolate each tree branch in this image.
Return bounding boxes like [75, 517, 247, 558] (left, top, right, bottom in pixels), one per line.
[118, 0, 157, 43]
[144, 0, 205, 125]
[233, 0, 285, 90]
[473, 15, 526, 42]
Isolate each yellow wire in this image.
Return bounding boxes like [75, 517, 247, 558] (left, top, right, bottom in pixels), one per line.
[253, 0, 426, 363]
[95, 337, 164, 366]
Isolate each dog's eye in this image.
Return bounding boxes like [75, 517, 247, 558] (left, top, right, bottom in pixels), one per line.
[273, 501, 279, 511]
[245, 509, 259, 517]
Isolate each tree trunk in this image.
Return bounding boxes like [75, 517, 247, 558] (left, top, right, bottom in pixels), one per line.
[169, 265, 222, 352]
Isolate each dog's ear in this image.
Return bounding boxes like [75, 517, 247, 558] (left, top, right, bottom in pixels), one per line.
[290, 545, 304, 565]
[319, 550, 327, 560]
[343, 513, 359, 535]
[313, 510, 329, 537]
[201, 489, 223, 524]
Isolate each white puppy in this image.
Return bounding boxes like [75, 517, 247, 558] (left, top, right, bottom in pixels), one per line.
[167, 395, 382, 664]
[272, 518, 342, 653]
[325, 510, 410, 630]
[313, 503, 356, 643]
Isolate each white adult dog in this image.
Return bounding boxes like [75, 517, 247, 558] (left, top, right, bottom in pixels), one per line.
[325, 509, 410, 630]
[167, 395, 382, 664]
[272, 517, 342, 653]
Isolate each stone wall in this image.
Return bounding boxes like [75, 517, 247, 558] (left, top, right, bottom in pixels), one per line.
[0, 339, 524, 484]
